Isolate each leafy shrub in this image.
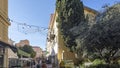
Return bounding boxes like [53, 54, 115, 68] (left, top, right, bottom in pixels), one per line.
[92, 59, 105, 65]
[118, 60, 120, 64]
[87, 64, 120, 68]
[79, 64, 85, 68]
[60, 60, 65, 68]
[65, 62, 74, 68]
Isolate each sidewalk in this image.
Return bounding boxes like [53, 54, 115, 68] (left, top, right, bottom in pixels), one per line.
[46, 64, 52, 68]
[46, 64, 58, 68]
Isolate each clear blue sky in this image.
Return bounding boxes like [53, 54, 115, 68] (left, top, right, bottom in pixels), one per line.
[8, 0, 119, 50]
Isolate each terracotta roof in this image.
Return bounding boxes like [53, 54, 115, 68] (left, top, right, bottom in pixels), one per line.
[84, 6, 99, 14]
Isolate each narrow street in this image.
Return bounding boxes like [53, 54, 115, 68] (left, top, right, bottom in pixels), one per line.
[1, 0, 120, 68]
[46, 64, 52, 68]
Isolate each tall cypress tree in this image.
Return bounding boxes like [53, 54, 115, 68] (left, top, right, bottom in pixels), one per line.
[56, 0, 85, 51]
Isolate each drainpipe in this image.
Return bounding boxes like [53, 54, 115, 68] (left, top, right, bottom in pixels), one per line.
[62, 50, 64, 60]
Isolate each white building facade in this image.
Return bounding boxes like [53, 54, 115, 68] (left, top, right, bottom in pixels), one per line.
[46, 13, 59, 67]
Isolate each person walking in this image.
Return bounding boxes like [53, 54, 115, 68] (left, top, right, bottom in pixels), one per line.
[36, 63, 41, 68]
[36, 60, 41, 68]
[41, 60, 47, 68]
[32, 60, 36, 68]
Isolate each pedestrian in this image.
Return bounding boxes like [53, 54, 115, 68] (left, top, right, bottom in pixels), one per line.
[32, 60, 36, 68]
[42, 63, 47, 68]
[42, 60, 47, 68]
[36, 63, 41, 68]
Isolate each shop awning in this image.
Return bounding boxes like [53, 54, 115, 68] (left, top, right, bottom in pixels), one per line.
[17, 49, 30, 57]
[0, 41, 17, 52]
[8, 48, 18, 58]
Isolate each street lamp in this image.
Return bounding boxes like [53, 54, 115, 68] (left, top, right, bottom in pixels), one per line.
[62, 50, 64, 60]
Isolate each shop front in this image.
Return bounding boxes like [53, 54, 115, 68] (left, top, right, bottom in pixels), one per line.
[0, 46, 4, 67]
[0, 41, 17, 68]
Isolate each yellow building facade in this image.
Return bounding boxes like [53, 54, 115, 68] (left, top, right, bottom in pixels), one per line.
[0, 0, 10, 42]
[58, 6, 99, 64]
[46, 6, 99, 67]
[0, 0, 10, 67]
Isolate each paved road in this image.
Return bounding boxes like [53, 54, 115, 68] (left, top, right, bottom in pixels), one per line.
[46, 64, 52, 68]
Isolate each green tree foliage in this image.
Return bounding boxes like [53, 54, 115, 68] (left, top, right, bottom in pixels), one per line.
[19, 45, 36, 58]
[84, 3, 120, 64]
[56, 0, 120, 64]
[56, 0, 85, 51]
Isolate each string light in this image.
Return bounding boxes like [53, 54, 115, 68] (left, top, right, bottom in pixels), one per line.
[8, 18, 48, 35]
